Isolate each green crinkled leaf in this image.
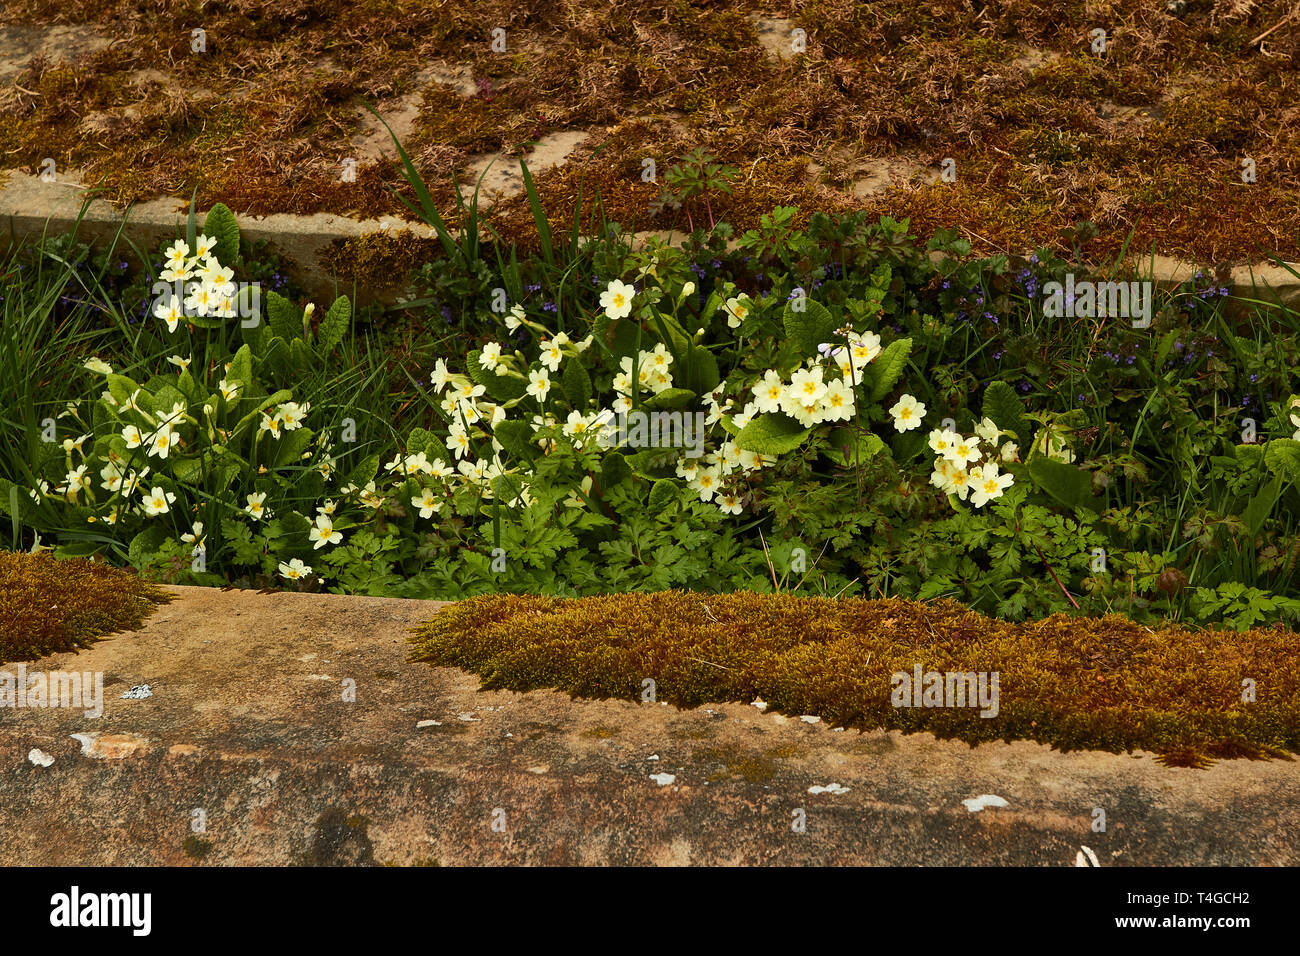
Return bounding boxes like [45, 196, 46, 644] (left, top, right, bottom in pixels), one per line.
[171, 456, 205, 484]
[735, 412, 811, 456]
[289, 337, 314, 372]
[824, 427, 885, 465]
[782, 297, 838, 356]
[268, 426, 315, 469]
[317, 295, 351, 355]
[492, 420, 535, 460]
[1027, 457, 1106, 514]
[345, 453, 382, 489]
[265, 290, 302, 343]
[642, 388, 697, 410]
[600, 450, 631, 487]
[128, 525, 168, 570]
[226, 344, 254, 389]
[677, 344, 720, 396]
[982, 380, 1030, 441]
[1264, 438, 1300, 485]
[153, 383, 186, 418]
[562, 357, 593, 408]
[407, 427, 450, 464]
[105, 374, 146, 411]
[866, 337, 912, 402]
[648, 478, 681, 513]
[203, 203, 240, 266]
[624, 448, 678, 479]
[1244, 475, 1283, 535]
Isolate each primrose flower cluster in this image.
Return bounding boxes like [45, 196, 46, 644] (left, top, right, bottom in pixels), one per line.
[926, 418, 1018, 508]
[153, 235, 239, 331]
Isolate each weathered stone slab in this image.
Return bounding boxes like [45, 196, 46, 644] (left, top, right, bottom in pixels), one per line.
[1, 585, 1297, 866]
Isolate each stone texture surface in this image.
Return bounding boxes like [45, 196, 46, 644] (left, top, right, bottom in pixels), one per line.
[2, 168, 1298, 311]
[1, 585, 1298, 866]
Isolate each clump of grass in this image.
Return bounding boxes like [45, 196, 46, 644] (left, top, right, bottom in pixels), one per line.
[0, 550, 172, 663]
[411, 591, 1300, 767]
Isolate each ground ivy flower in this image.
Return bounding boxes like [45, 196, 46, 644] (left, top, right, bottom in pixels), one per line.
[278, 558, 313, 581]
[245, 492, 269, 521]
[600, 279, 636, 320]
[309, 515, 342, 549]
[889, 394, 926, 432]
[141, 486, 176, 516]
[969, 463, 1014, 507]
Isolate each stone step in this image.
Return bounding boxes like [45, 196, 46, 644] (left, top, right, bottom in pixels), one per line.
[2, 585, 1296, 866]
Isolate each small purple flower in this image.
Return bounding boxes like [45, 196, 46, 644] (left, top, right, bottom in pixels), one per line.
[542, 301, 558, 312]
[526, 283, 542, 294]
[787, 286, 805, 301]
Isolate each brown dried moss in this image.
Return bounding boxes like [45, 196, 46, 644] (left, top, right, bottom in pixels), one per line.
[2, 1, 1299, 262]
[411, 591, 1300, 767]
[0, 550, 172, 663]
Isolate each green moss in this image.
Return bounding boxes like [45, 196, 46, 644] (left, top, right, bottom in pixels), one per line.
[0, 551, 172, 664]
[411, 591, 1300, 767]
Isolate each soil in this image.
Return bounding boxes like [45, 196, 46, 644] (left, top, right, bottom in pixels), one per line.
[1, 2, 1297, 263]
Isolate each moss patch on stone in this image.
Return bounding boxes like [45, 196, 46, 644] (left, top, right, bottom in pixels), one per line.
[0, 550, 172, 664]
[411, 591, 1300, 767]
